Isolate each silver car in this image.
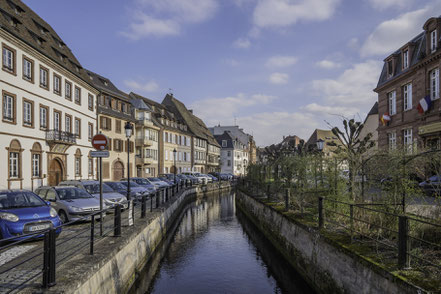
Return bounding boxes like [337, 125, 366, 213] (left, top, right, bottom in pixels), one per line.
[35, 186, 102, 223]
[59, 180, 128, 209]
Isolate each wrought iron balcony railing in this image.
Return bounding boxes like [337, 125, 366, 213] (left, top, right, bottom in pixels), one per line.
[46, 130, 77, 144]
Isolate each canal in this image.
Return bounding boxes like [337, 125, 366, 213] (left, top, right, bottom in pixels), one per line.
[131, 191, 314, 294]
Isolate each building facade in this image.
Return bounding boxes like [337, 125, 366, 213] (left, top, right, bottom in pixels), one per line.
[86, 70, 135, 181]
[0, 0, 99, 190]
[214, 131, 248, 175]
[375, 16, 441, 151]
[306, 129, 340, 156]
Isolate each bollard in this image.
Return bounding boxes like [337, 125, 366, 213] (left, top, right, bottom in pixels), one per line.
[90, 214, 95, 255]
[114, 205, 121, 237]
[150, 193, 153, 212]
[43, 228, 56, 288]
[285, 188, 290, 211]
[318, 197, 324, 229]
[398, 215, 409, 269]
[141, 194, 146, 218]
[156, 190, 160, 207]
[165, 188, 169, 202]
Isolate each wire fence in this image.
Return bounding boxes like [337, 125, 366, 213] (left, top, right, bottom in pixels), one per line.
[238, 179, 441, 288]
[0, 180, 232, 293]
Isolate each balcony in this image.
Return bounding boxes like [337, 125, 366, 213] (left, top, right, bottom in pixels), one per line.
[135, 137, 154, 147]
[46, 130, 76, 145]
[137, 119, 154, 128]
[135, 156, 154, 165]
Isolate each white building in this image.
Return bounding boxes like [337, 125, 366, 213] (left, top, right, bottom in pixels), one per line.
[214, 131, 248, 176]
[0, 0, 99, 190]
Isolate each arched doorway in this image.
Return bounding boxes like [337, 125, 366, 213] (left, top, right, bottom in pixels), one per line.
[170, 165, 177, 174]
[48, 158, 63, 186]
[113, 161, 124, 181]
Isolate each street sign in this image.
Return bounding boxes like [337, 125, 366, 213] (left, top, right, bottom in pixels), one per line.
[90, 151, 110, 158]
[92, 134, 109, 150]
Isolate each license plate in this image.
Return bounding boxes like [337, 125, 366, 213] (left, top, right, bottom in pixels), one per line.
[29, 224, 50, 231]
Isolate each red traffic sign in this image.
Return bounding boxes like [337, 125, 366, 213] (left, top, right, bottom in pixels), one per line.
[92, 134, 109, 150]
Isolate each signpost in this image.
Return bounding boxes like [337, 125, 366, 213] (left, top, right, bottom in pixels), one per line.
[92, 134, 109, 236]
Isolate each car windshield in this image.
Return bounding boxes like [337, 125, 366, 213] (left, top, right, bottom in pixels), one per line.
[56, 188, 93, 200]
[148, 178, 160, 182]
[132, 178, 151, 186]
[120, 181, 141, 188]
[106, 182, 126, 190]
[84, 183, 114, 194]
[0, 191, 47, 209]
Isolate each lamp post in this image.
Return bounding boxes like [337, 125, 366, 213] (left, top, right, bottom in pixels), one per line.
[125, 122, 133, 207]
[173, 148, 177, 184]
[317, 139, 324, 186]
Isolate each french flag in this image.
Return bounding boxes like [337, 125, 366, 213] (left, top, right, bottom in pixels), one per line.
[417, 95, 432, 114]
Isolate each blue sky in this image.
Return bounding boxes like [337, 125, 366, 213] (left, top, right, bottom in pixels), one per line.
[23, 0, 441, 146]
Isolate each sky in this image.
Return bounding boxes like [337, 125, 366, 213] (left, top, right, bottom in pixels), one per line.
[23, 0, 441, 146]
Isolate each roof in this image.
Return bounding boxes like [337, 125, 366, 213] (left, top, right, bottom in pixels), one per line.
[214, 132, 234, 149]
[162, 94, 220, 147]
[130, 98, 152, 111]
[85, 70, 129, 101]
[0, 0, 94, 87]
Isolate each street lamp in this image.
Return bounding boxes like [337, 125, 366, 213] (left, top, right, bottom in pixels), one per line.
[125, 122, 133, 206]
[173, 148, 177, 184]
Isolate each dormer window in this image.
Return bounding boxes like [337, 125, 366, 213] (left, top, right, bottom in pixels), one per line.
[387, 59, 394, 78]
[403, 50, 409, 69]
[431, 30, 437, 53]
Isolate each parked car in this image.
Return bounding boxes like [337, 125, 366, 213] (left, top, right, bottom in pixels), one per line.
[206, 174, 218, 181]
[158, 176, 174, 185]
[59, 180, 128, 209]
[122, 177, 156, 194]
[106, 181, 149, 202]
[183, 174, 199, 185]
[176, 174, 192, 185]
[35, 186, 101, 223]
[419, 175, 441, 196]
[0, 190, 62, 240]
[148, 177, 170, 189]
[183, 172, 207, 184]
[219, 173, 232, 181]
[199, 173, 213, 183]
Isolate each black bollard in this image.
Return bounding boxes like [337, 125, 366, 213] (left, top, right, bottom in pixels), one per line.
[114, 205, 121, 237]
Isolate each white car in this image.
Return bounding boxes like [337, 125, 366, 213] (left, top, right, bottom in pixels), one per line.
[183, 172, 207, 184]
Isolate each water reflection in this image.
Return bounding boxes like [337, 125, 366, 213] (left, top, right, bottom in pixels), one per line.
[135, 192, 314, 294]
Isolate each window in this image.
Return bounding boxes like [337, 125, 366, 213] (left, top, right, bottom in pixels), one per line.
[431, 30, 437, 53]
[88, 94, 93, 111]
[388, 91, 396, 115]
[75, 157, 81, 176]
[227, 151, 231, 157]
[3, 91, 16, 124]
[114, 139, 122, 152]
[403, 129, 413, 153]
[222, 140, 227, 147]
[100, 116, 111, 131]
[75, 118, 81, 138]
[88, 123, 93, 140]
[53, 74, 61, 95]
[22, 56, 33, 82]
[65, 114, 72, 133]
[430, 68, 439, 100]
[403, 83, 412, 111]
[39, 66, 48, 89]
[388, 132, 396, 150]
[387, 60, 393, 77]
[74, 86, 81, 105]
[88, 157, 93, 176]
[32, 154, 40, 177]
[2, 44, 15, 74]
[403, 50, 409, 69]
[121, 103, 126, 113]
[65, 81, 72, 100]
[227, 160, 231, 167]
[39, 105, 48, 129]
[9, 152, 19, 178]
[23, 99, 33, 127]
[115, 119, 121, 133]
[53, 111, 61, 131]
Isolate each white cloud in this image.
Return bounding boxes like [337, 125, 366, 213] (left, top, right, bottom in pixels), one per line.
[269, 72, 289, 84]
[315, 60, 341, 69]
[302, 103, 359, 116]
[266, 55, 298, 68]
[368, 0, 414, 10]
[124, 79, 159, 93]
[253, 0, 341, 28]
[233, 38, 251, 48]
[311, 60, 382, 108]
[122, 0, 218, 39]
[360, 8, 430, 57]
[347, 37, 359, 50]
[223, 58, 240, 67]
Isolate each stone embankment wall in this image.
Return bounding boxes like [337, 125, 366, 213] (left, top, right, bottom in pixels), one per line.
[236, 191, 426, 294]
[48, 183, 231, 294]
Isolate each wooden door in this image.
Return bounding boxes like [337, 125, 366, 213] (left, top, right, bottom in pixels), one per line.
[113, 161, 124, 181]
[48, 159, 63, 186]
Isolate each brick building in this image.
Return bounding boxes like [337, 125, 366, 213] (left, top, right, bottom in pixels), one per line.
[375, 16, 441, 151]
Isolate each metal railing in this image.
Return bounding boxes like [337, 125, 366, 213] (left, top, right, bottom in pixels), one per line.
[0, 180, 234, 293]
[45, 130, 77, 144]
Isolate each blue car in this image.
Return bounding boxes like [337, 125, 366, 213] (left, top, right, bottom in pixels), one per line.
[0, 190, 62, 240]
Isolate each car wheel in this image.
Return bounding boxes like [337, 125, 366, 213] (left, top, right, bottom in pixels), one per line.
[59, 210, 68, 224]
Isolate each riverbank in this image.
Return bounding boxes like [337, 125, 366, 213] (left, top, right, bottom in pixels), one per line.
[36, 183, 233, 294]
[235, 190, 428, 294]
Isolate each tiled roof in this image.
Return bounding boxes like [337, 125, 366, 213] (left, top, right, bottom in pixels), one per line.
[162, 94, 220, 147]
[0, 0, 93, 86]
[85, 70, 129, 101]
[214, 132, 234, 149]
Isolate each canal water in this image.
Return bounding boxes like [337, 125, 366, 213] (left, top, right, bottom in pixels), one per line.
[131, 191, 314, 294]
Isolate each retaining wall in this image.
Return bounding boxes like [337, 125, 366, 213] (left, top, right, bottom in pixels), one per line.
[235, 191, 426, 294]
